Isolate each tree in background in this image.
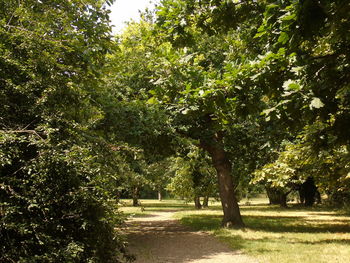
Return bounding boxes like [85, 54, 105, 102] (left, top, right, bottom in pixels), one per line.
[166, 147, 217, 209]
[250, 0, 350, 206]
[254, 135, 349, 207]
[146, 158, 174, 201]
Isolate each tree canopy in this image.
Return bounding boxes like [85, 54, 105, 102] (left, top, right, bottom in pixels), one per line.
[1, 0, 350, 261]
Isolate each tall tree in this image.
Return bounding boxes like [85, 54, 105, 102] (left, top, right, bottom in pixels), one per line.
[110, 0, 275, 227]
[146, 0, 269, 227]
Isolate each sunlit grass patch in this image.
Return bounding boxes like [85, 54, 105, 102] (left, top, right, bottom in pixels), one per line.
[215, 227, 350, 263]
[177, 201, 350, 263]
[118, 199, 193, 217]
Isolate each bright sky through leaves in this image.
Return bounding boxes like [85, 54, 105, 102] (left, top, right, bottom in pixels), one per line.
[109, 0, 158, 34]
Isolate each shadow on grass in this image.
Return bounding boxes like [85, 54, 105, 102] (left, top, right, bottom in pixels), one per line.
[176, 204, 350, 262]
[296, 238, 350, 245]
[240, 203, 340, 213]
[216, 234, 246, 250]
[245, 215, 350, 233]
[144, 207, 192, 212]
[180, 214, 222, 231]
[180, 213, 350, 234]
[179, 212, 350, 259]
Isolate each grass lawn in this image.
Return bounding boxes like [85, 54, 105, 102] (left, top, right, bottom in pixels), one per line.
[120, 198, 350, 263]
[118, 199, 192, 218]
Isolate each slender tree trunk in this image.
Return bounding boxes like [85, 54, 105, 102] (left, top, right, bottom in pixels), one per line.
[132, 187, 139, 207]
[203, 196, 209, 208]
[201, 137, 245, 228]
[158, 190, 162, 201]
[194, 196, 202, 209]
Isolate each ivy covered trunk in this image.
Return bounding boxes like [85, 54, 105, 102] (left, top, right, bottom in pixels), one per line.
[280, 193, 288, 208]
[201, 137, 244, 228]
[299, 177, 318, 207]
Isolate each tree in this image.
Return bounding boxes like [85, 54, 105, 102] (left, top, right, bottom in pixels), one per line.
[0, 1, 132, 262]
[254, 133, 350, 207]
[253, 141, 306, 207]
[250, 0, 350, 206]
[106, 0, 350, 229]
[146, 158, 174, 201]
[100, 20, 176, 161]
[166, 147, 217, 209]
[144, 0, 268, 227]
[111, 0, 279, 227]
[255, 1, 350, 152]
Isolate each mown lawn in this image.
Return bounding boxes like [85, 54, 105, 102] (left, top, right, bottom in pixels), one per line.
[119, 199, 350, 263]
[176, 199, 350, 263]
[118, 199, 192, 218]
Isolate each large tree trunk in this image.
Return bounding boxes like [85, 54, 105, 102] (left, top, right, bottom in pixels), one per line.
[201, 137, 244, 228]
[194, 196, 202, 209]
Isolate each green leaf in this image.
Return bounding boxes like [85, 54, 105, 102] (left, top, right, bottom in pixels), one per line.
[254, 31, 266, 39]
[278, 32, 289, 44]
[147, 97, 158, 104]
[280, 13, 296, 22]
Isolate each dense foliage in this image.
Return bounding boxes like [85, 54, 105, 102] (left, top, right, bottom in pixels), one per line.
[251, 0, 350, 205]
[0, 0, 132, 262]
[166, 147, 217, 208]
[150, 0, 350, 207]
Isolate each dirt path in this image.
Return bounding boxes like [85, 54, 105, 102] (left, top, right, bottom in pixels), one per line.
[126, 210, 259, 263]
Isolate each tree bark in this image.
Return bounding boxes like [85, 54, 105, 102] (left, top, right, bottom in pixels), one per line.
[158, 190, 162, 201]
[266, 187, 289, 207]
[132, 187, 139, 207]
[201, 137, 245, 228]
[194, 196, 202, 209]
[280, 193, 288, 208]
[266, 187, 282, 205]
[203, 196, 209, 208]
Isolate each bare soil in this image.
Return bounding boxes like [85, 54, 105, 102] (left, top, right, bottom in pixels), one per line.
[126, 210, 259, 263]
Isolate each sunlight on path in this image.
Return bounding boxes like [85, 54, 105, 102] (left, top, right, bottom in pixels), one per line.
[126, 211, 259, 263]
